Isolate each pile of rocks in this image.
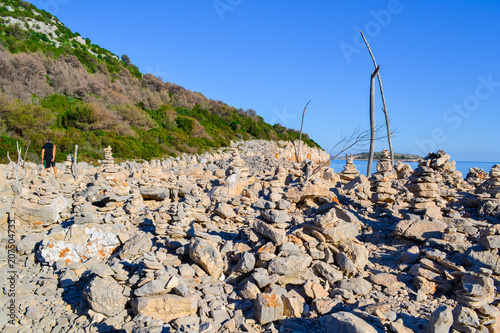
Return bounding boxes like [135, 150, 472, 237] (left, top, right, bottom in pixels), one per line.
[370, 149, 397, 205]
[101, 146, 116, 172]
[477, 164, 500, 199]
[407, 160, 441, 218]
[466, 167, 488, 186]
[339, 155, 359, 182]
[3, 140, 500, 333]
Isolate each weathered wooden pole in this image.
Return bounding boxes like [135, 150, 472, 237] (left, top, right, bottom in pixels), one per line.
[294, 100, 311, 163]
[360, 30, 394, 165]
[367, 65, 380, 177]
[73, 145, 78, 179]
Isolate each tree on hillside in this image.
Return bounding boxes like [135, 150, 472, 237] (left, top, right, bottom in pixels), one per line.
[121, 54, 131, 66]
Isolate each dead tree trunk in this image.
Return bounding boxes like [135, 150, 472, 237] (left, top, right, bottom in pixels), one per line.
[22, 140, 30, 169]
[367, 65, 380, 177]
[294, 100, 311, 163]
[74, 145, 78, 179]
[360, 30, 394, 165]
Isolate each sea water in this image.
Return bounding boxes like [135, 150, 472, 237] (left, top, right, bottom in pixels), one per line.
[330, 160, 500, 178]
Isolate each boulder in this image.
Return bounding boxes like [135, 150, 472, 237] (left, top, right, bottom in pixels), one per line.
[189, 238, 224, 278]
[313, 262, 343, 285]
[336, 278, 372, 296]
[13, 196, 68, 228]
[323, 311, 377, 333]
[426, 305, 453, 333]
[118, 232, 152, 260]
[139, 187, 170, 201]
[38, 224, 124, 264]
[254, 220, 286, 245]
[394, 219, 448, 242]
[255, 293, 284, 324]
[214, 202, 236, 219]
[131, 294, 198, 323]
[267, 255, 312, 276]
[83, 276, 127, 317]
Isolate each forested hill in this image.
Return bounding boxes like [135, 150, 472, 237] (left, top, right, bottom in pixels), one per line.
[0, 0, 318, 163]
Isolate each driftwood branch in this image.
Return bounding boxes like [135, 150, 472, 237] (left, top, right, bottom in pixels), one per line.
[309, 124, 386, 178]
[73, 145, 78, 179]
[367, 65, 380, 177]
[23, 140, 31, 169]
[360, 30, 394, 165]
[294, 100, 311, 163]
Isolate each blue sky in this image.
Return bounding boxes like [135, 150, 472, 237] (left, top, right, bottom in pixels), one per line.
[34, 0, 500, 162]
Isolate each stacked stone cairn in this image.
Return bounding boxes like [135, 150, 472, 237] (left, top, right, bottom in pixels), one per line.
[64, 154, 73, 176]
[407, 158, 441, 218]
[340, 154, 359, 182]
[475, 164, 500, 218]
[370, 149, 397, 206]
[426, 267, 498, 333]
[477, 164, 500, 199]
[428, 150, 467, 196]
[102, 145, 116, 172]
[466, 167, 488, 186]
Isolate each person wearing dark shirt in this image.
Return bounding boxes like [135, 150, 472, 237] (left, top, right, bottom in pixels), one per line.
[41, 138, 58, 178]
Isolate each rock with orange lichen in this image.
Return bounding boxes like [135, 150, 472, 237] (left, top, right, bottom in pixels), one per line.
[255, 293, 284, 324]
[37, 223, 126, 265]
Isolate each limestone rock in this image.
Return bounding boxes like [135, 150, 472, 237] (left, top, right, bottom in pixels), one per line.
[426, 305, 453, 333]
[254, 293, 284, 324]
[267, 255, 312, 276]
[254, 220, 286, 245]
[118, 232, 152, 260]
[38, 223, 124, 264]
[139, 187, 170, 201]
[189, 238, 224, 278]
[336, 277, 372, 296]
[214, 202, 236, 219]
[313, 262, 343, 285]
[13, 196, 68, 228]
[131, 294, 198, 323]
[370, 273, 398, 289]
[323, 311, 377, 333]
[394, 219, 448, 242]
[83, 276, 127, 317]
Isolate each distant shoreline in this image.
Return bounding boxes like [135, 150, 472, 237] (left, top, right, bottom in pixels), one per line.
[332, 158, 420, 162]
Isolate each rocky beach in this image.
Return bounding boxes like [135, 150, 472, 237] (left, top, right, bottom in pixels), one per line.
[1, 141, 500, 333]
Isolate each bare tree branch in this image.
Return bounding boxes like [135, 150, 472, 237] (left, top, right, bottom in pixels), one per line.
[294, 100, 311, 163]
[367, 65, 380, 177]
[23, 139, 31, 169]
[360, 30, 394, 165]
[309, 124, 386, 178]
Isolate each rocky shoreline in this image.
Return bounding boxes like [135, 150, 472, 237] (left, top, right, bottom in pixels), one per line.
[0, 141, 499, 333]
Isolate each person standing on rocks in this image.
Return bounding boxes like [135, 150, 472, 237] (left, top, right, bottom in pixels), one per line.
[41, 138, 58, 178]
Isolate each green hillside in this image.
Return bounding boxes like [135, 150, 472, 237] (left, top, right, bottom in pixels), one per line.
[0, 0, 318, 163]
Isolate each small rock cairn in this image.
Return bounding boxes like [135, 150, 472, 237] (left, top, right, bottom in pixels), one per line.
[370, 149, 397, 205]
[64, 154, 73, 176]
[407, 159, 441, 218]
[102, 146, 115, 172]
[466, 167, 488, 186]
[428, 150, 465, 193]
[228, 147, 248, 176]
[477, 164, 500, 199]
[340, 154, 359, 182]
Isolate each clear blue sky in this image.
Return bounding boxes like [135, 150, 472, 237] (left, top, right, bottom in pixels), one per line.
[33, 0, 500, 162]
